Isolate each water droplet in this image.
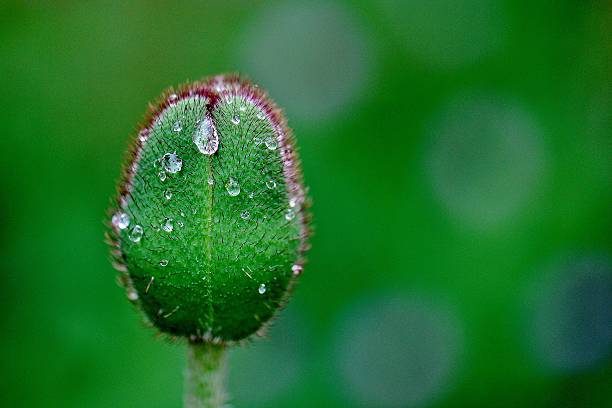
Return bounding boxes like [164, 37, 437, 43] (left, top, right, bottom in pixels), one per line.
[239, 105, 247, 112]
[168, 93, 178, 102]
[225, 177, 241, 196]
[193, 116, 219, 155]
[180, 211, 185, 217]
[285, 209, 295, 221]
[207, 176, 215, 185]
[257, 111, 266, 120]
[264, 136, 278, 150]
[112, 211, 130, 230]
[158, 171, 167, 181]
[248, 192, 255, 199]
[289, 197, 299, 208]
[192, 207, 198, 215]
[159, 259, 169, 267]
[266, 179, 277, 189]
[164, 189, 172, 200]
[258, 283, 267, 294]
[253, 136, 262, 146]
[129, 225, 144, 243]
[241, 211, 250, 220]
[231, 114, 240, 125]
[162, 218, 174, 232]
[161, 152, 182, 173]
[127, 290, 139, 301]
[177, 220, 184, 228]
[173, 121, 182, 133]
[292, 264, 303, 276]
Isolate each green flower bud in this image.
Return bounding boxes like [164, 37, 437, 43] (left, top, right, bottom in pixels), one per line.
[107, 75, 310, 343]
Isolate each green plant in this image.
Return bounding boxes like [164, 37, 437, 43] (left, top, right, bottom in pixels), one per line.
[106, 75, 310, 407]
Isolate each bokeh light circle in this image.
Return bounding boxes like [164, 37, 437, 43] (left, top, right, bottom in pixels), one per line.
[236, 2, 372, 123]
[228, 306, 306, 407]
[427, 93, 548, 231]
[334, 295, 463, 408]
[527, 254, 612, 372]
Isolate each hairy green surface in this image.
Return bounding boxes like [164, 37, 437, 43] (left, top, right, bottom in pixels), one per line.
[109, 77, 307, 342]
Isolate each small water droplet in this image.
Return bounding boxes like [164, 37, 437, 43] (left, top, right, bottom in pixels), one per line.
[193, 116, 219, 155]
[172, 121, 182, 133]
[158, 171, 167, 181]
[239, 105, 247, 112]
[253, 136, 262, 146]
[180, 211, 185, 217]
[266, 179, 277, 189]
[241, 211, 250, 220]
[264, 136, 278, 150]
[164, 189, 172, 200]
[257, 110, 266, 120]
[258, 283, 266, 294]
[225, 177, 240, 197]
[127, 290, 139, 301]
[177, 220, 184, 228]
[112, 211, 130, 230]
[289, 197, 298, 208]
[207, 176, 215, 185]
[292, 264, 303, 276]
[159, 259, 169, 267]
[285, 209, 295, 221]
[192, 207, 198, 215]
[161, 152, 182, 173]
[248, 192, 255, 199]
[129, 225, 144, 243]
[168, 93, 178, 102]
[162, 218, 174, 232]
[231, 114, 240, 125]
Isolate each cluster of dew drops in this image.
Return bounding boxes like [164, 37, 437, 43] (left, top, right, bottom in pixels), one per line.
[112, 97, 303, 297]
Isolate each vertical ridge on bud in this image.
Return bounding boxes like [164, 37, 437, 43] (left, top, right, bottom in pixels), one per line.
[107, 74, 310, 343]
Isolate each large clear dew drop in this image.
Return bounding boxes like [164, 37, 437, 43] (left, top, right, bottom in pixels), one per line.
[193, 116, 219, 155]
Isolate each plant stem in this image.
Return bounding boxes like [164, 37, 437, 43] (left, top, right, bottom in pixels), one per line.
[184, 341, 227, 408]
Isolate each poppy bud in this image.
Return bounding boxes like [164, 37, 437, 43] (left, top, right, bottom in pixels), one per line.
[107, 75, 309, 343]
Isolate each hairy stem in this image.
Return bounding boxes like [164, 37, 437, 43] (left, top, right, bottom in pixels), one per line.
[184, 342, 227, 408]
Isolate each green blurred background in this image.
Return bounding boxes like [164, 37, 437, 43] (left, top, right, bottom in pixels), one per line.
[1, 1, 611, 407]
